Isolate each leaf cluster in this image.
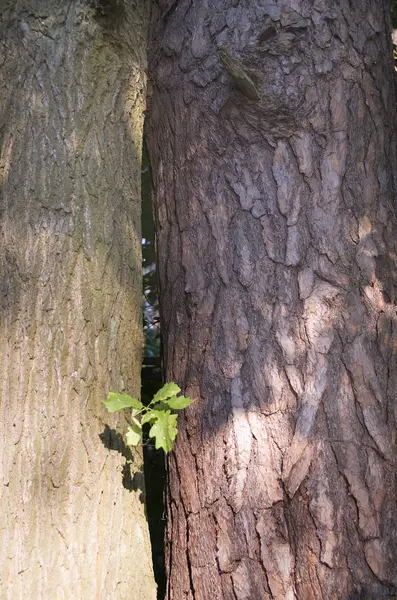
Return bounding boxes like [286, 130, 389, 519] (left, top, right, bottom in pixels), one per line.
[103, 383, 193, 453]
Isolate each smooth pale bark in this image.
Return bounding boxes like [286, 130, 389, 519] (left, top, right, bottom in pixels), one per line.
[0, 2, 156, 598]
[147, 1, 397, 598]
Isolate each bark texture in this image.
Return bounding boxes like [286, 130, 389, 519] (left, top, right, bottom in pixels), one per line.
[0, 2, 156, 598]
[147, 1, 397, 598]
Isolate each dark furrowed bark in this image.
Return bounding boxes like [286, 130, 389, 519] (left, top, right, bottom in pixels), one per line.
[0, 2, 156, 598]
[147, 1, 397, 599]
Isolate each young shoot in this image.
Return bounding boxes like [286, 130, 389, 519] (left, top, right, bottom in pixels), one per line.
[103, 382, 193, 453]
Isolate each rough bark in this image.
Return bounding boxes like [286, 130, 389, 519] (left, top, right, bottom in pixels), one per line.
[0, 2, 156, 598]
[147, 1, 397, 599]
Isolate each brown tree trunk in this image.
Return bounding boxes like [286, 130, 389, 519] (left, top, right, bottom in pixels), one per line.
[147, 1, 397, 598]
[0, 2, 156, 598]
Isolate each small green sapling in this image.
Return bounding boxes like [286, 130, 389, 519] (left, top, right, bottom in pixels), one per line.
[103, 382, 193, 453]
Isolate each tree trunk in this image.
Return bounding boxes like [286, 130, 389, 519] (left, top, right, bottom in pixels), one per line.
[147, 1, 397, 598]
[0, 2, 156, 598]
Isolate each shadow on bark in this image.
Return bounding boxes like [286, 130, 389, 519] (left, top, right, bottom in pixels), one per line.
[99, 425, 146, 500]
[347, 582, 397, 599]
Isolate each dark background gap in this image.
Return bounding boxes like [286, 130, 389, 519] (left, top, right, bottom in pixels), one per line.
[141, 143, 166, 600]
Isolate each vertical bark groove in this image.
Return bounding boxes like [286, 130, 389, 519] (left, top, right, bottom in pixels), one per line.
[147, 1, 397, 598]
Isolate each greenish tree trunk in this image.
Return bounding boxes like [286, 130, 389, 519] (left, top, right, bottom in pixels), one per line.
[147, 1, 397, 598]
[0, 2, 156, 598]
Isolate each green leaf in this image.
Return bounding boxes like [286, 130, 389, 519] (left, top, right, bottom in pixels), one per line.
[141, 409, 161, 425]
[161, 395, 194, 410]
[151, 401, 170, 412]
[152, 382, 181, 403]
[148, 410, 178, 453]
[103, 392, 143, 413]
[126, 423, 142, 447]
